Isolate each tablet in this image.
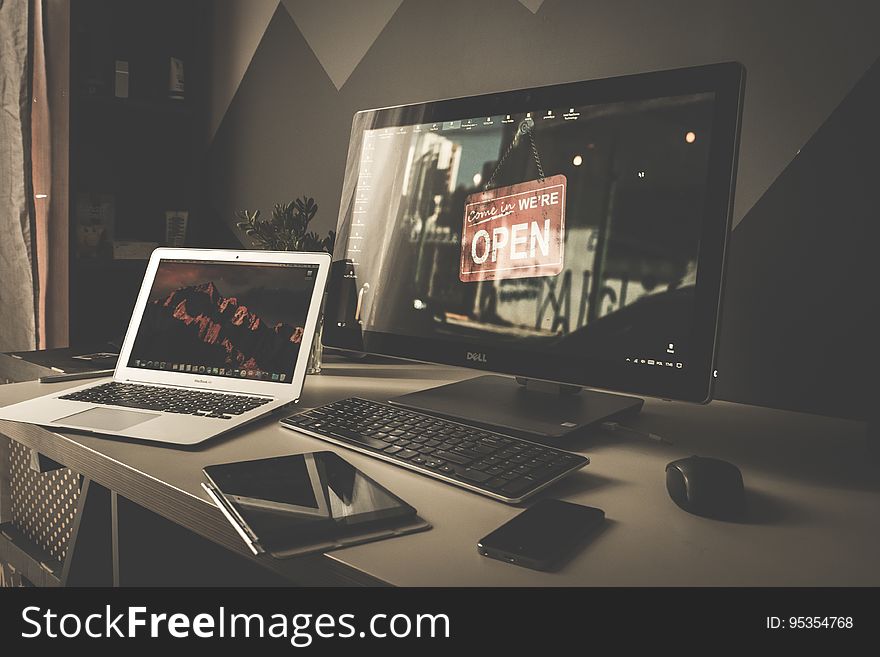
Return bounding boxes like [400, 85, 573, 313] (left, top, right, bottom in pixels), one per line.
[203, 451, 417, 551]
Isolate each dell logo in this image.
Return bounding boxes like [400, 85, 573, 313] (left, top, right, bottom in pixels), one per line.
[466, 351, 488, 363]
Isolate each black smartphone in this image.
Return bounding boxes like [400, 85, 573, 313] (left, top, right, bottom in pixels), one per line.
[477, 499, 604, 571]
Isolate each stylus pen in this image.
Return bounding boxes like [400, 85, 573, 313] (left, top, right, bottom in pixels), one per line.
[201, 483, 262, 555]
[39, 369, 114, 383]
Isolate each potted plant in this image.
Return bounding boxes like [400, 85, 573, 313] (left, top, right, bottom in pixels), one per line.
[235, 197, 335, 373]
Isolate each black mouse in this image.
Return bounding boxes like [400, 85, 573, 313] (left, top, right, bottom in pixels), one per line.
[666, 456, 745, 520]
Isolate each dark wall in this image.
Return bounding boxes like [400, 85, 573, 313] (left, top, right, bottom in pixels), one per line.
[714, 60, 880, 421]
[206, 0, 880, 418]
[208, 0, 880, 237]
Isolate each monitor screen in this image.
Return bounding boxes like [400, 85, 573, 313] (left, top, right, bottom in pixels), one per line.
[127, 259, 320, 384]
[325, 64, 744, 401]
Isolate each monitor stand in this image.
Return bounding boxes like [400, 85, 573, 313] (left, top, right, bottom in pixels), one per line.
[388, 375, 643, 443]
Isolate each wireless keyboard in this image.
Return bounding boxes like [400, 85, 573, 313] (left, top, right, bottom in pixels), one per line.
[281, 397, 589, 503]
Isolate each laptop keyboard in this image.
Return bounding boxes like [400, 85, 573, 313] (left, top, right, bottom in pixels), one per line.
[59, 382, 271, 419]
[281, 397, 589, 502]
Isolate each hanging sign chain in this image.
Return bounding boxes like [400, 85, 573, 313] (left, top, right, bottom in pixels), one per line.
[483, 118, 545, 191]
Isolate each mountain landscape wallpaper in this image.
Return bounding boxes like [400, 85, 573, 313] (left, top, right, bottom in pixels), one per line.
[128, 261, 317, 376]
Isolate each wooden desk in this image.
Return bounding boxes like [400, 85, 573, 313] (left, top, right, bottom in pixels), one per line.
[1, 361, 878, 586]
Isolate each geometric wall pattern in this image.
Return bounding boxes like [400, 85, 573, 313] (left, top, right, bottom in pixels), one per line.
[209, 0, 880, 233]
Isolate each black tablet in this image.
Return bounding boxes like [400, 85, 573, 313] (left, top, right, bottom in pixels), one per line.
[203, 451, 417, 550]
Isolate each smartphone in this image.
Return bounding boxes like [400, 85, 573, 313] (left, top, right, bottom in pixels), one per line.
[477, 499, 604, 571]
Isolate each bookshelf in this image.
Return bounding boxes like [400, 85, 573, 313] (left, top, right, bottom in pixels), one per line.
[67, 0, 210, 344]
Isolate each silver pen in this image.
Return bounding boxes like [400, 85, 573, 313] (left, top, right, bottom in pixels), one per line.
[39, 369, 114, 383]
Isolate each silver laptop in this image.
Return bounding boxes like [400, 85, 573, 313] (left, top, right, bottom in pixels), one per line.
[0, 248, 331, 445]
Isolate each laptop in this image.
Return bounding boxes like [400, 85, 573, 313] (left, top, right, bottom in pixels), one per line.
[0, 248, 330, 445]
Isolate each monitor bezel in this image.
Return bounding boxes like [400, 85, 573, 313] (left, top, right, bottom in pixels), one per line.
[325, 62, 745, 403]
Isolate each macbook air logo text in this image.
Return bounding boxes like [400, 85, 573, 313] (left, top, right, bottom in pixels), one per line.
[193, 378, 212, 384]
[466, 352, 488, 363]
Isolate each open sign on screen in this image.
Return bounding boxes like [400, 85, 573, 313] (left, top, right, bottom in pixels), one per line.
[460, 175, 566, 282]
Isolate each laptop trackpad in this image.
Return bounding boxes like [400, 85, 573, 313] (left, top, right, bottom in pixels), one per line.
[57, 407, 160, 431]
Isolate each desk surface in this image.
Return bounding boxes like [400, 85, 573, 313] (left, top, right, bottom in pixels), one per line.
[1, 361, 878, 586]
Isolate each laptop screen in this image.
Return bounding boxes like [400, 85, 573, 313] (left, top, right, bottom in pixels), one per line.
[126, 259, 320, 384]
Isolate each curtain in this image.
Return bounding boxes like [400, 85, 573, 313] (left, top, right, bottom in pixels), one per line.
[0, 0, 37, 351]
[32, 0, 48, 346]
[31, 0, 67, 348]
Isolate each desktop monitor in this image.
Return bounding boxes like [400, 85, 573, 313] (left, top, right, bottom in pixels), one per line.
[324, 63, 745, 439]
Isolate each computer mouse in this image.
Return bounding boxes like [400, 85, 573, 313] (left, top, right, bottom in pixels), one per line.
[665, 456, 745, 520]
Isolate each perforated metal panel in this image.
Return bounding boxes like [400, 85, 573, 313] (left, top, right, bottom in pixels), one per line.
[8, 441, 80, 564]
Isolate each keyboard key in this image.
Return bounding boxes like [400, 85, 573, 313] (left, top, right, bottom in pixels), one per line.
[329, 428, 389, 450]
[501, 477, 538, 497]
[458, 468, 492, 484]
[452, 446, 481, 460]
[433, 450, 472, 465]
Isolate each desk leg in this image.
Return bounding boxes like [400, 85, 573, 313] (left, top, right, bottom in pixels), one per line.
[60, 477, 113, 586]
[111, 491, 121, 586]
